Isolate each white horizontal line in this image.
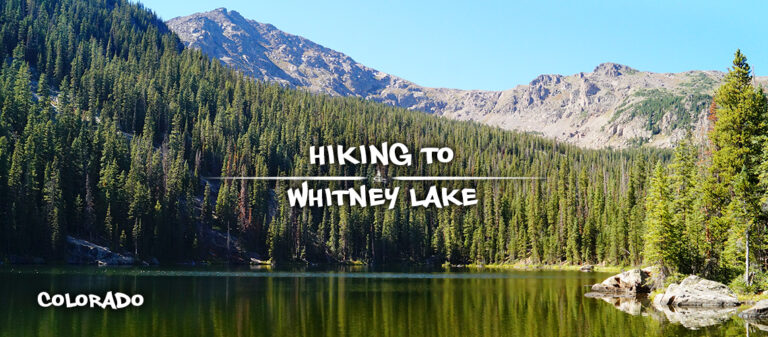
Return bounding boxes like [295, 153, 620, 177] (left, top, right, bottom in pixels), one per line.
[392, 176, 545, 181]
[205, 176, 366, 181]
[205, 176, 545, 181]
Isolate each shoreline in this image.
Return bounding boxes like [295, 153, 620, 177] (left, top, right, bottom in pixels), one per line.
[0, 257, 630, 274]
[448, 263, 627, 274]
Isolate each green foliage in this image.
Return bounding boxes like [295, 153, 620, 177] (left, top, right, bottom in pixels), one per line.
[641, 133, 701, 274]
[707, 50, 768, 281]
[679, 72, 718, 92]
[663, 273, 687, 288]
[614, 89, 711, 133]
[653, 50, 768, 285]
[642, 164, 674, 268]
[0, 0, 667, 265]
[729, 271, 768, 295]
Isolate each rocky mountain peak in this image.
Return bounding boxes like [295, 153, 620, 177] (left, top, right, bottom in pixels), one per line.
[593, 62, 637, 77]
[167, 10, 767, 149]
[210, 7, 243, 19]
[529, 74, 564, 86]
[206, 8, 250, 27]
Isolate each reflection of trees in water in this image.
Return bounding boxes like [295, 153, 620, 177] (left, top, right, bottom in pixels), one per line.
[0, 269, 758, 336]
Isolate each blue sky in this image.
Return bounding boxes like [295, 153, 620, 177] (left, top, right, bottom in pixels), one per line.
[140, 0, 768, 91]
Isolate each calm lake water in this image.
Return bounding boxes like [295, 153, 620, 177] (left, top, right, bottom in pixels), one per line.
[0, 266, 765, 336]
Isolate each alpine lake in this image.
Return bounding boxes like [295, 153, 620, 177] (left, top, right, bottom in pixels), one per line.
[0, 265, 766, 336]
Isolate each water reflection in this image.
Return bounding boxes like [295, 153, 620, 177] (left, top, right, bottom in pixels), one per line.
[653, 305, 738, 330]
[746, 318, 768, 335]
[584, 293, 648, 316]
[0, 266, 763, 336]
[584, 291, 768, 335]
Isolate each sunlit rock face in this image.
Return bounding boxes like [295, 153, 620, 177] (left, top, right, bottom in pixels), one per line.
[653, 275, 740, 308]
[168, 8, 768, 149]
[589, 269, 651, 295]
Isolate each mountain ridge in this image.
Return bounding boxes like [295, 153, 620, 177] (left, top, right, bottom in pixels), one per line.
[167, 8, 767, 149]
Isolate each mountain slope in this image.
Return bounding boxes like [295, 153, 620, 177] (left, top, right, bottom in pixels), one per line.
[0, 0, 662, 266]
[167, 8, 767, 148]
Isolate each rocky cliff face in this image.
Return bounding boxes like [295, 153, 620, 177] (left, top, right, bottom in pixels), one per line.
[167, 8, 767, 149]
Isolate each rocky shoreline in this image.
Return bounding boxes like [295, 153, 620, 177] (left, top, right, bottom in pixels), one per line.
[1, 233, 263, 266]
[585, 268, 768, 330]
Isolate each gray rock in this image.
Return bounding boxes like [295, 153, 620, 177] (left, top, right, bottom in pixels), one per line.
[740, 299, 768, 319]
[653, 275, 740, 307]
[579, 264, 594, 272]
[591, 269, 650, 295]
[66, 236, 134, 265]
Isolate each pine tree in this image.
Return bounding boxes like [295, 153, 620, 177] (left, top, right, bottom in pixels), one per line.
[643, 164, 675, 270]
[706, 50, 768, 281]
[43, 158, 63, 255]
[104, 205, 115, 249]
[0, 0, 675, 265]
[202, 183, 213, 226]
[668, 133, 698, 273]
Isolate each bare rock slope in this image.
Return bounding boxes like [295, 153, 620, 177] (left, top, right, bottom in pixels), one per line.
[167, 8, 767, 148]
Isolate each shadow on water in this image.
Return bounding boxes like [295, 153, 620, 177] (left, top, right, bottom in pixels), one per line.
[1, 265, 766, 336]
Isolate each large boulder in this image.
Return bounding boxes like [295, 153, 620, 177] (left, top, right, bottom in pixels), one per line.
[740, 300, 768, 319]
[653, 275, 740, 307]
[591, 269, 650, 295]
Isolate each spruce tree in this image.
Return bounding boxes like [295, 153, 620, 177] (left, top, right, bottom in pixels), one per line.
[707, 50, 768, 281]
[643, 163, 675, 270]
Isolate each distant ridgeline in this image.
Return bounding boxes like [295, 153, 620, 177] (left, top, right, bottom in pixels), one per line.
[0, 0, 668, 265]
[169, 8, 748, 149]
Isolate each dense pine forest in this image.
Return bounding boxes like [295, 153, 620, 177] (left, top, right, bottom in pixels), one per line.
[0, 0, 715, 270]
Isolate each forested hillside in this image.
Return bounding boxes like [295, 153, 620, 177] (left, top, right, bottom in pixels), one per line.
[642, 51, 768, 287]
[0, 0, 666, 265]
